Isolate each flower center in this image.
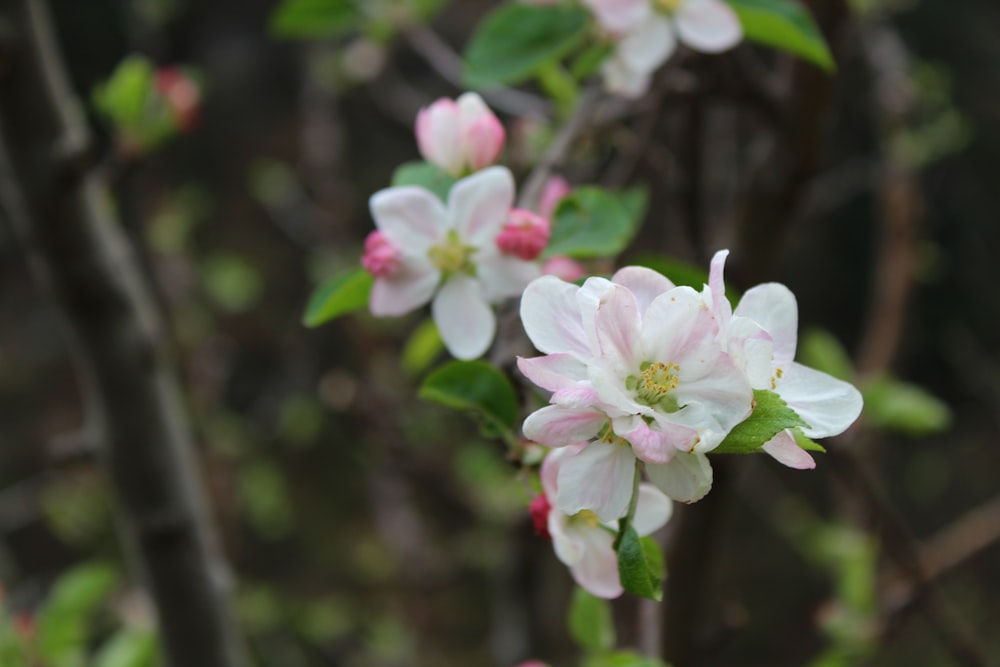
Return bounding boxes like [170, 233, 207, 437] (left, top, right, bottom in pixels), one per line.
[428, 230, 473, 274]
[628, 361, 681, 411]
[570, 509, 601, 528]
[654, 0, 683, 14]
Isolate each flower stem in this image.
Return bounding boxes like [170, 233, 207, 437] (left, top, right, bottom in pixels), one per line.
[614, 457, 642, 550]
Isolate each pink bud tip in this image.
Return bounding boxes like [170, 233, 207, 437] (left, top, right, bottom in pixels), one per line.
[361, 230, 402, 278]
[529, 493, 552, 540]
[496, 209, 550, 261]
[541, 256, 586, 282]
[156, 67, 200, 132]
[538, 175, 571, 219]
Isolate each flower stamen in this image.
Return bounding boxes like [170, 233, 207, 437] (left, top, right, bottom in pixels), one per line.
[428, 230, 474, 274]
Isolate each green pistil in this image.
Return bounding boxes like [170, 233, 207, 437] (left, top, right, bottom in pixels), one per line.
[628, 361, 681, 412]
[428, 230, 474, 274]
[654, 0, 682, 14]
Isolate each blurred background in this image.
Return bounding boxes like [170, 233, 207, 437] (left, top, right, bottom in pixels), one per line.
[1, 0, 998, 665]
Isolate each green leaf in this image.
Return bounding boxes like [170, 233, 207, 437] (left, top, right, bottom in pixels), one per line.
[418, 361, 519, 432]
[92, 628, 158, 667]
[640, 536, 666, 580]
[269, 0, 362, 38]
[583, 652, 672, 667]
[862, 376, 951, 435]
[302, 267, 374, 327]
[391, 161, 457, 201]
[725, 0, 835, 71]
[616, 526, 662, 601]
[798, 328, 855, 382]
[37, 562, 118, 662]
[568, 587, 615, 653]
[401, 318, 444, 376]
[463, 4, 590, 88]
[544, 187, 638, 259]
[793, 428, 826, 453]
[714, 389, 809, 454]
[93, 56, 155, 127]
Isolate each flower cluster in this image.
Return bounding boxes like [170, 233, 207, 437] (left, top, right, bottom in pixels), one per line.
[518, 251, 863, 523]
[362, 93, 553, 360]
[584, 0, 743, 98]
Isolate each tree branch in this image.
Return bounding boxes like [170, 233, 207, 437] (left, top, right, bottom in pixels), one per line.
[0, 2, 247, 665]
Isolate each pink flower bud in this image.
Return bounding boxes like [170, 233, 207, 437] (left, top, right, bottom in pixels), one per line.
[541, 255, 586, 282]
[416, 93, 504, 176]
[538, 175, 571, 219]
[361, 230, 402, 278]
[155, 67, 200, 132]
[496, 209, 550, 261]
[529, 493, 552, 540]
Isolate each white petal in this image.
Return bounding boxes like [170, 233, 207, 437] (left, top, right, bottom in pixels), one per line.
[583, 0, 650, 34]
[593, 284, 642, 377]
[448, 166, 515, 247]
[734, 283, 798, 364]
[778, 362, 863, 439]
[761, 430, 816, 470]
[569, 525, 623, 599]
[369, 263, 440, 317]
[476, 250, 541, 302]
[370, 185, 449, 252]
[675, 0, 743, 53]
[520, 276, 590, 356]
[612, 266, 676, 316]
[432, 274, 495, 359]
[619, 16, 676, 72]
[641, 286, 719, 375]
[632, 483, 673, 536]
[577, 276, 615, 352]
[415, 99, 463, 175]
[523, 405, 606, 447]
[549, 512, 585, 565]
[707, 249, 732, 323]
[517, 353, 589, 393]
[601, 56, 653, 99]
[541, 444, 586, 497]
[674, 353, 754, 438]
[557, 442, 636, 522]
[621, 414, 698, 461]
[645, 450, 713, 503]
[725, 316, 774, 388]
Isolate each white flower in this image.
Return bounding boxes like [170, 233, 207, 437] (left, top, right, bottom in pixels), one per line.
[586, 0, 743, 98]
[517, 266, 753, 517]
[366, 166, 540, 359]
[706, 250, 864, 468]
[536, 445, 672, 599]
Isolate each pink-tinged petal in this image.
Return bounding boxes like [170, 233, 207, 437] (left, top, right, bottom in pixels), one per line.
[675, 0, 743, 53]
[369, 185, 449, 252]
[369, 263, 440, 316]
[583, 0, 650, 34]
[761, 430, 816, 470]
[458, 92, 505, 171]
[641, 286, 720, 375]
[542, 443, 589, 497]
[552, 386, 602, 409]
[475, 249, 541, 302]
[611, 266, 676, 315]
[448, 166, 515, 247]
[594, 284, 642, 376]
[619, 16, 676, 72]
[601, 56, 653, 99]
[542, 256, 587, 282]
[520, 276, 590, 356]
[645, 451, 713, 503]
[538, 175, 572, 219]
[734, 283, 798, 364]
[556, 441, 636, 522]
[415, 99, 463, 175]
[632, 483, 673, 536]
[517, 353, 589, 393]
[589, 364, 645, 417]
[725, 316, 774, 388]
[620, 416, 672, 464]
[708, 249, 732, 323]
[523, 405, 606, 447]
[777, 362, 863, 439]
[432, 273, 495, 359]
[569, 525, 623, 599]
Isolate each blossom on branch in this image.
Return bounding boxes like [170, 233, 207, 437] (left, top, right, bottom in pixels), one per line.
[534, 445, 672, 599]
[416, 92, 506, 177]
[585, 0, 743, 97]
[365, 166, 540, 360]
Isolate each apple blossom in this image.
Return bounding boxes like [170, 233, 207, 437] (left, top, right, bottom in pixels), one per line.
[415, 92, 505, 177]
[155, 66, 201, 132]
[366, 166, 540, 360]
[706, 250, 864, 469]
[517, 266, 753, 517]
[541, 255, 587, 282]
[535, 445, 672, 599]
[586, 0, 743, 98]
[538, 175, 572, 219]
